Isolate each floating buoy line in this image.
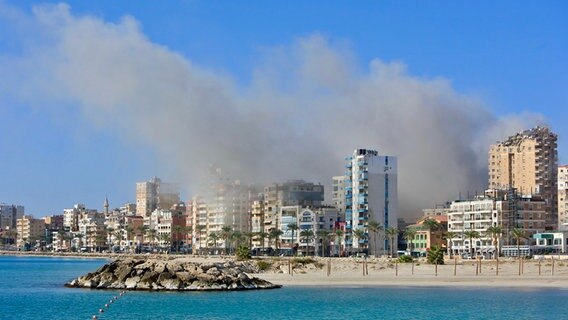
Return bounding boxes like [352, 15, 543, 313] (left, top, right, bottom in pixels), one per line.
[92, 290, 126, 319]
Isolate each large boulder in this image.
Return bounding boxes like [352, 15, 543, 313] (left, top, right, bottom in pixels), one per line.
[65, 258, 281, 291]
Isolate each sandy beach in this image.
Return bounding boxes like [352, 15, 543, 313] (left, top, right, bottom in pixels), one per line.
[252, 257, 568, 288]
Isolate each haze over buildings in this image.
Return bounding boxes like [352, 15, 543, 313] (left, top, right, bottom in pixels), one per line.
[1, 2, 565, 219]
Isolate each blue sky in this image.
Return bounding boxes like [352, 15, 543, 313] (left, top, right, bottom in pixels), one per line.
[0, 1, 566, 217]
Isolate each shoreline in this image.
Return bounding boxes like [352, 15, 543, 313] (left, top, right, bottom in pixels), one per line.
[4, 251, 568, 289]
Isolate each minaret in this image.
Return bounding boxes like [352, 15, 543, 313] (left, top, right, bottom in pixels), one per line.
[104, 196, 109, 216]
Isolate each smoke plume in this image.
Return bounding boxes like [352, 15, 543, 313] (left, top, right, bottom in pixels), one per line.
[0, 3, 544, 218]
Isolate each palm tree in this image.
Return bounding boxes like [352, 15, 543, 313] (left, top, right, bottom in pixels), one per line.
[106, 227, 114, 250]
[444, 231, 456, 257]
[287, 223, 299, 255]
[486, 226, 503, 258]
[403, 228, 417, 256]
[113, 230, 124, 250]
[221, 226, 232, 255]
[421, 218, 441, 232]
[195, 225, 206, 255]
[352, 228, 366, 254]
[464, 230, 480, 256]
[243, 231, 254, 249]
[172, 225, 184, 253]
[385, 227, 399, 257]
[367, 220, 383, 257]
[125, 226, 134, 252]
[510, 228, 526, 258]
[147, 229, 157, 250]
[256, 231, 268, 249]
[300, 229, 315, 256]
[269, 229, 283, 255]
[317, 230, 332, 257]
[231, 231, 244, 250]
[334, 229, 344, 257]
[208, 232, 220, 253]
[76, 233, 84, 250]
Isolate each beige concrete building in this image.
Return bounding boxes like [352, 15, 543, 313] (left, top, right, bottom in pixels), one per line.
[488, 126, 558, 229]
[16, 215, 45, 249]
[136, 177, 180, 217]
[558, 165, 568, 228]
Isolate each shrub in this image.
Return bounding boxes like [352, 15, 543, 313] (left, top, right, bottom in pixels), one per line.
[291, 257, 316, 265]
[236, 245, 251, 260]
[398, 255, 414, 263]
[427, 245, 444, 265]
[256, 260, 273, 271]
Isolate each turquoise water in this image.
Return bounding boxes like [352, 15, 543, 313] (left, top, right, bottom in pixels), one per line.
[1, 256, 567, 319]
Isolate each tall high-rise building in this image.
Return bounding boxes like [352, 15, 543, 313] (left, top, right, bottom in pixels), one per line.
[488, 127, 558, 229]
[332, 176, 346, 216]
[558, 165, 568, 228]
[344, 148, 398, 254]
[0, 204, 24, 230]
[136, 177, 180, 217]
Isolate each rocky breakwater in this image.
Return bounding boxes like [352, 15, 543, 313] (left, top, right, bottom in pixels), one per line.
[65, 258, 281, 291]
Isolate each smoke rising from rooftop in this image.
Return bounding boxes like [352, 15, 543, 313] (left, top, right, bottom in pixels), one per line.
[0, 4, 545, 218]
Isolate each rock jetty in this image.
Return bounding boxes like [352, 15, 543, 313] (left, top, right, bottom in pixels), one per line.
[65, 258, 281, 291]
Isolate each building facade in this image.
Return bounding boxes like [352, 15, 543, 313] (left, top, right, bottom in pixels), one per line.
[136, 177, 180, 217]
[447, 190, 547, 257]
[263, 180, 324, 235]
[558, 165, 568, 228]
[344, 148, 398, 255]
[0, 204, 24, 231]
[488, 126, 558, 229]
[16, 215, 46, 249]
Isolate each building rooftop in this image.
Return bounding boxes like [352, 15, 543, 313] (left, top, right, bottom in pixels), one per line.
[495, 126, 556, 147]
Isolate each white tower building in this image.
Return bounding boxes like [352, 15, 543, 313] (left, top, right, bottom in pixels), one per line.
[344, 149, 398, 255]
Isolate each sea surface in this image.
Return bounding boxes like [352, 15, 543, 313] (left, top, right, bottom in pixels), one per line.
[1, 256, 567, 320]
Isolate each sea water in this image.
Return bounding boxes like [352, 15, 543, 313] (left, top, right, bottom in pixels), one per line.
[1, 256, 567, 320]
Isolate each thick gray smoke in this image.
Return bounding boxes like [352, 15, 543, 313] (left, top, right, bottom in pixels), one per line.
[0, 4, 544, 219]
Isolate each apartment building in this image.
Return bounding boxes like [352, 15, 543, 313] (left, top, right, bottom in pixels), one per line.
[16, 215, 45, 249]
[263, 180, 324, 235]
[558, 165, 568, 228]
[447, 189, 546, 257]
[0, 204, 24, 230]
[344, 148, 398, 255]
[488, 126, 558, 229]
[136, 177, 180, 217]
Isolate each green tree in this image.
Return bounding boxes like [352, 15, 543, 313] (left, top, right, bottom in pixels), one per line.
[427, 245, 444, 265]
[464, 230, 480, 256]
[317, 230, 332, 257]
[367, 220, 383, 257]
[334, 229, 344, 257]
[403, 228, 417, 256]
[208, 232, 220, 253]
[256, 231, 268, 249]
[385, 227, 399, 257]
[147, 229, 157, 250]
[287, 223, 299, 255]
[352, 228, 366, 254]
[269, 229, 283, 255]
[300, 229, 315, 256]
[421, 218, 441, 232]
[172, 225, 184, 253]
[221, 226, 233, 255]
[510, 228, 526, 258]
[195, 224, 206, 255]
[444, 231, 456, 258]
[486, 226, 503, 258]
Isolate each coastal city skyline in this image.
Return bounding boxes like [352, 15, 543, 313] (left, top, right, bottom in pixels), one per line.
[0, 1, 566, 218]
